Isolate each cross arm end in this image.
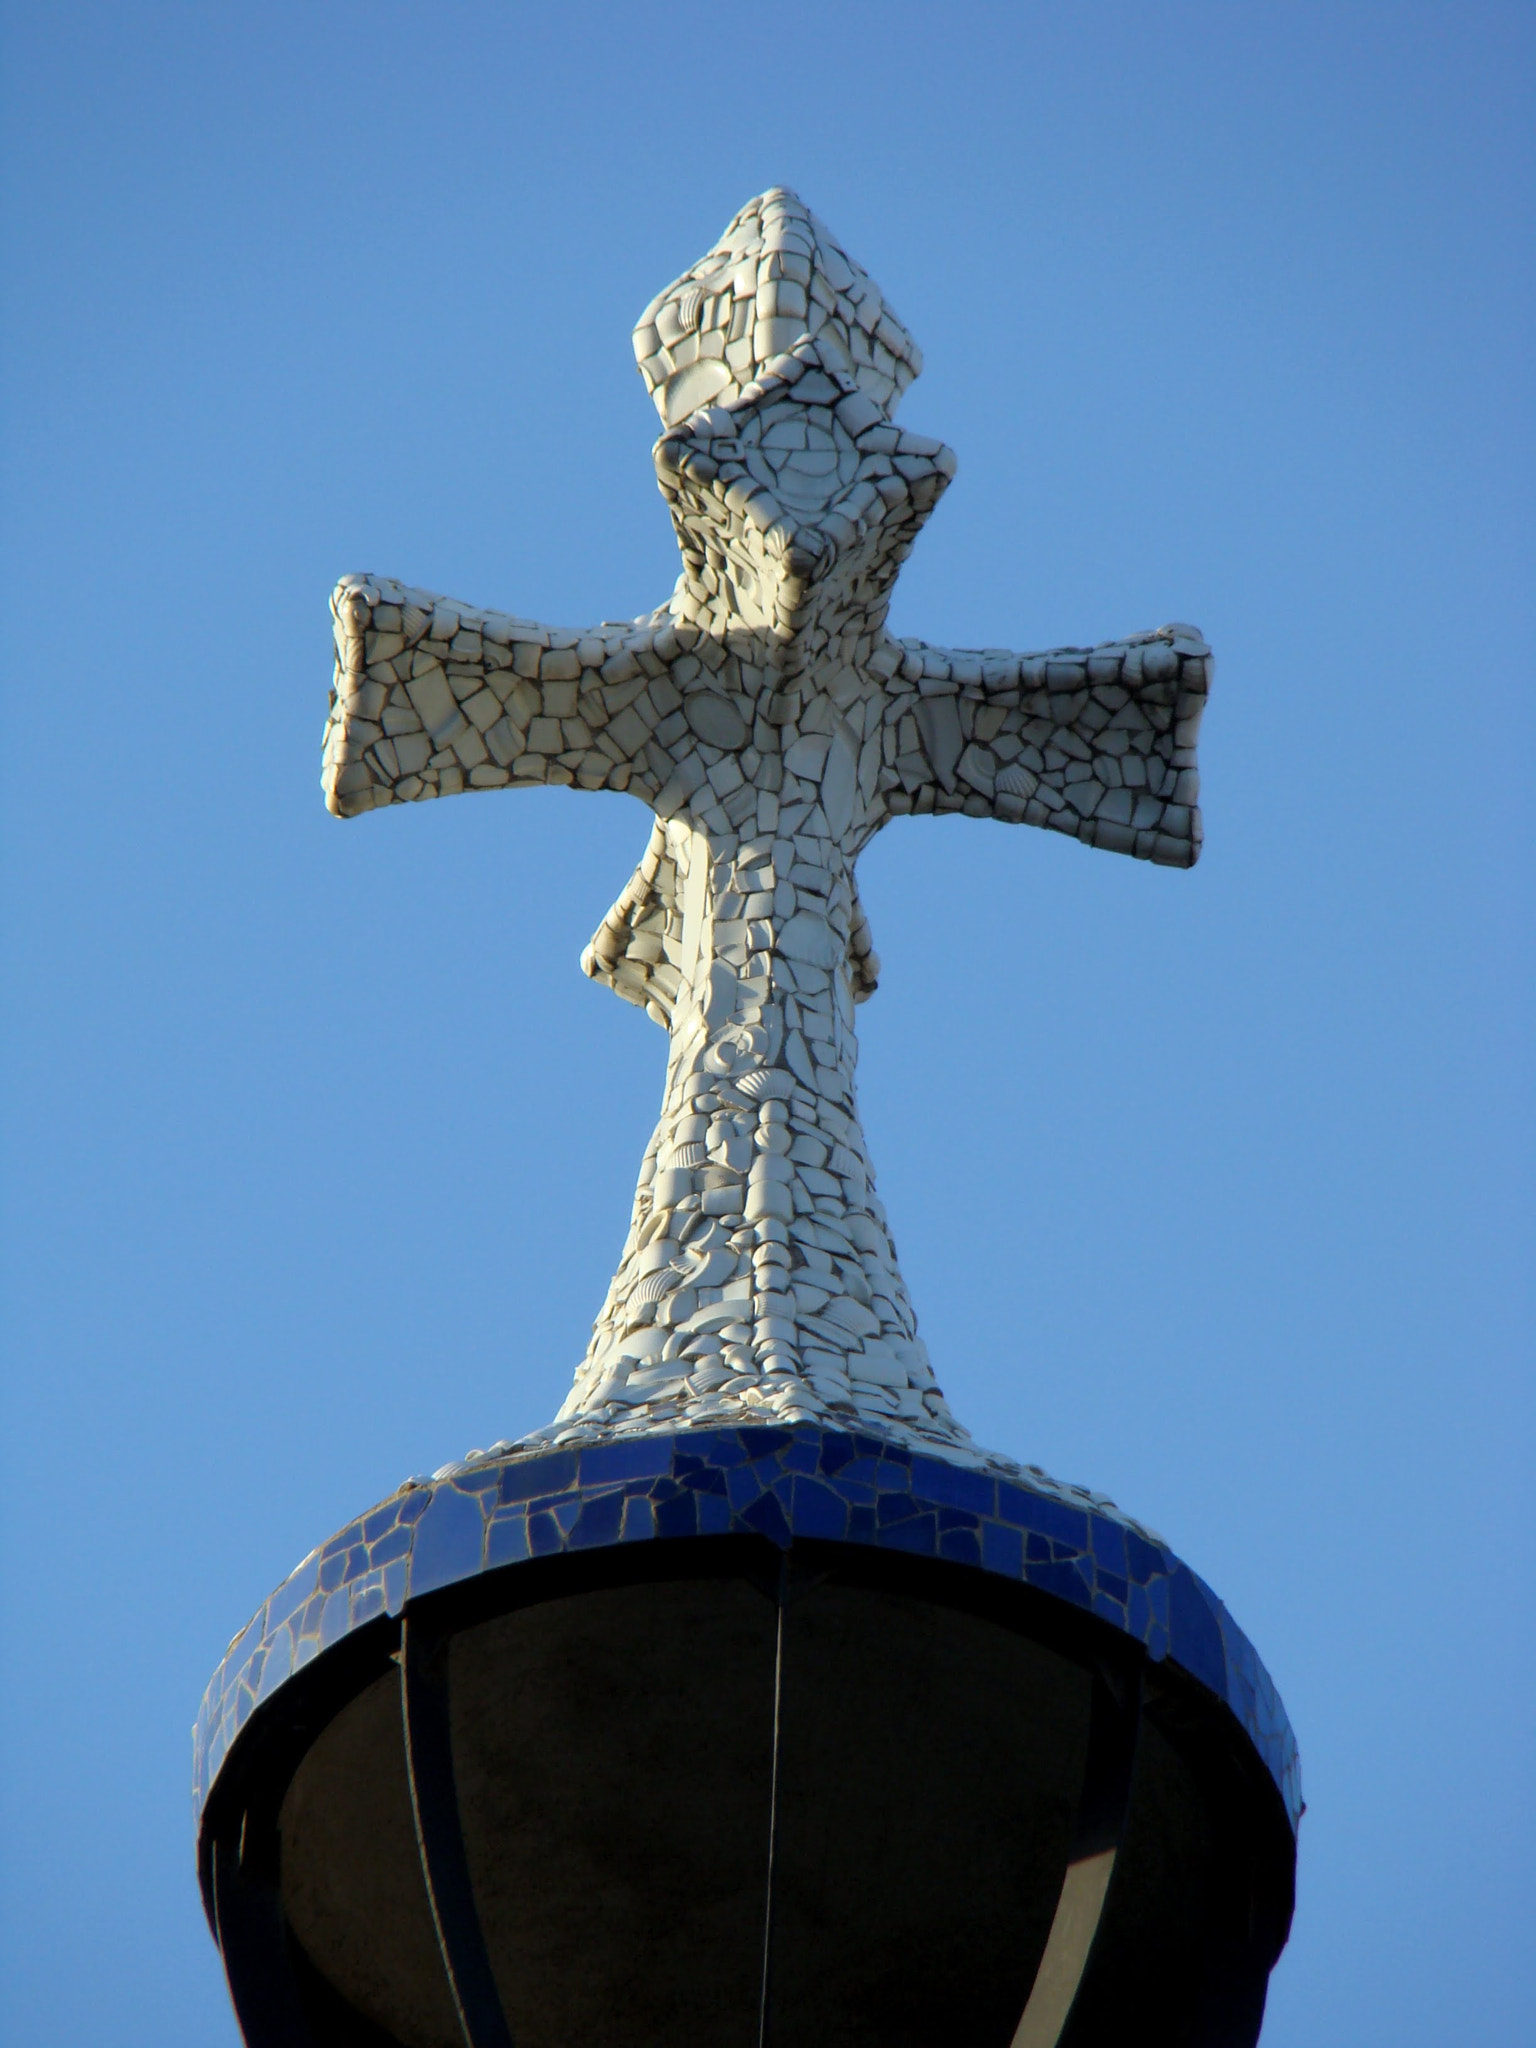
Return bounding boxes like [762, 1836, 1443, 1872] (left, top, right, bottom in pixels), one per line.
[879, 624, 1210, 868]
[322, 576, 671, 819]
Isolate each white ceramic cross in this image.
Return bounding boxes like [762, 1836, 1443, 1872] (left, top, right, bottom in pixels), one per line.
[323, 190, 1209, 1467]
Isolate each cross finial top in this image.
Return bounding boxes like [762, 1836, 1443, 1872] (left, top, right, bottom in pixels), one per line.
[322, 191, 1210, 1478]
[633, 186, 922, 427]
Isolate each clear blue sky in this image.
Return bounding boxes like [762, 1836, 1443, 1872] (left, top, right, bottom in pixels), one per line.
[2, 4, 1530, 2042]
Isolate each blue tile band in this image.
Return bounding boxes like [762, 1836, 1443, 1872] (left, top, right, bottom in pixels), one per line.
[193, 1426, 1299, 1834]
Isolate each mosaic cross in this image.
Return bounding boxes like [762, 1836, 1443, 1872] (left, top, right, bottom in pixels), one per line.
[324, 188, 1209, 1469]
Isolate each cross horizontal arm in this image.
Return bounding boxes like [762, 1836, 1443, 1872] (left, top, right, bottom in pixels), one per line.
[877, 625, 1210, 867]
[323, 576, 703, 819]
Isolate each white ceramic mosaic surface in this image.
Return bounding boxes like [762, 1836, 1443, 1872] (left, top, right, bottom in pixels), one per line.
[323, 190, 1209, 1479]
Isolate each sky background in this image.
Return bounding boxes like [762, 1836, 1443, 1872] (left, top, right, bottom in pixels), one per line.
[1, 3, 1530, 2042]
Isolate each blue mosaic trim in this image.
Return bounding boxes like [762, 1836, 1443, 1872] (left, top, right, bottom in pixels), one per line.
[193, 1427, 1300, 1834]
